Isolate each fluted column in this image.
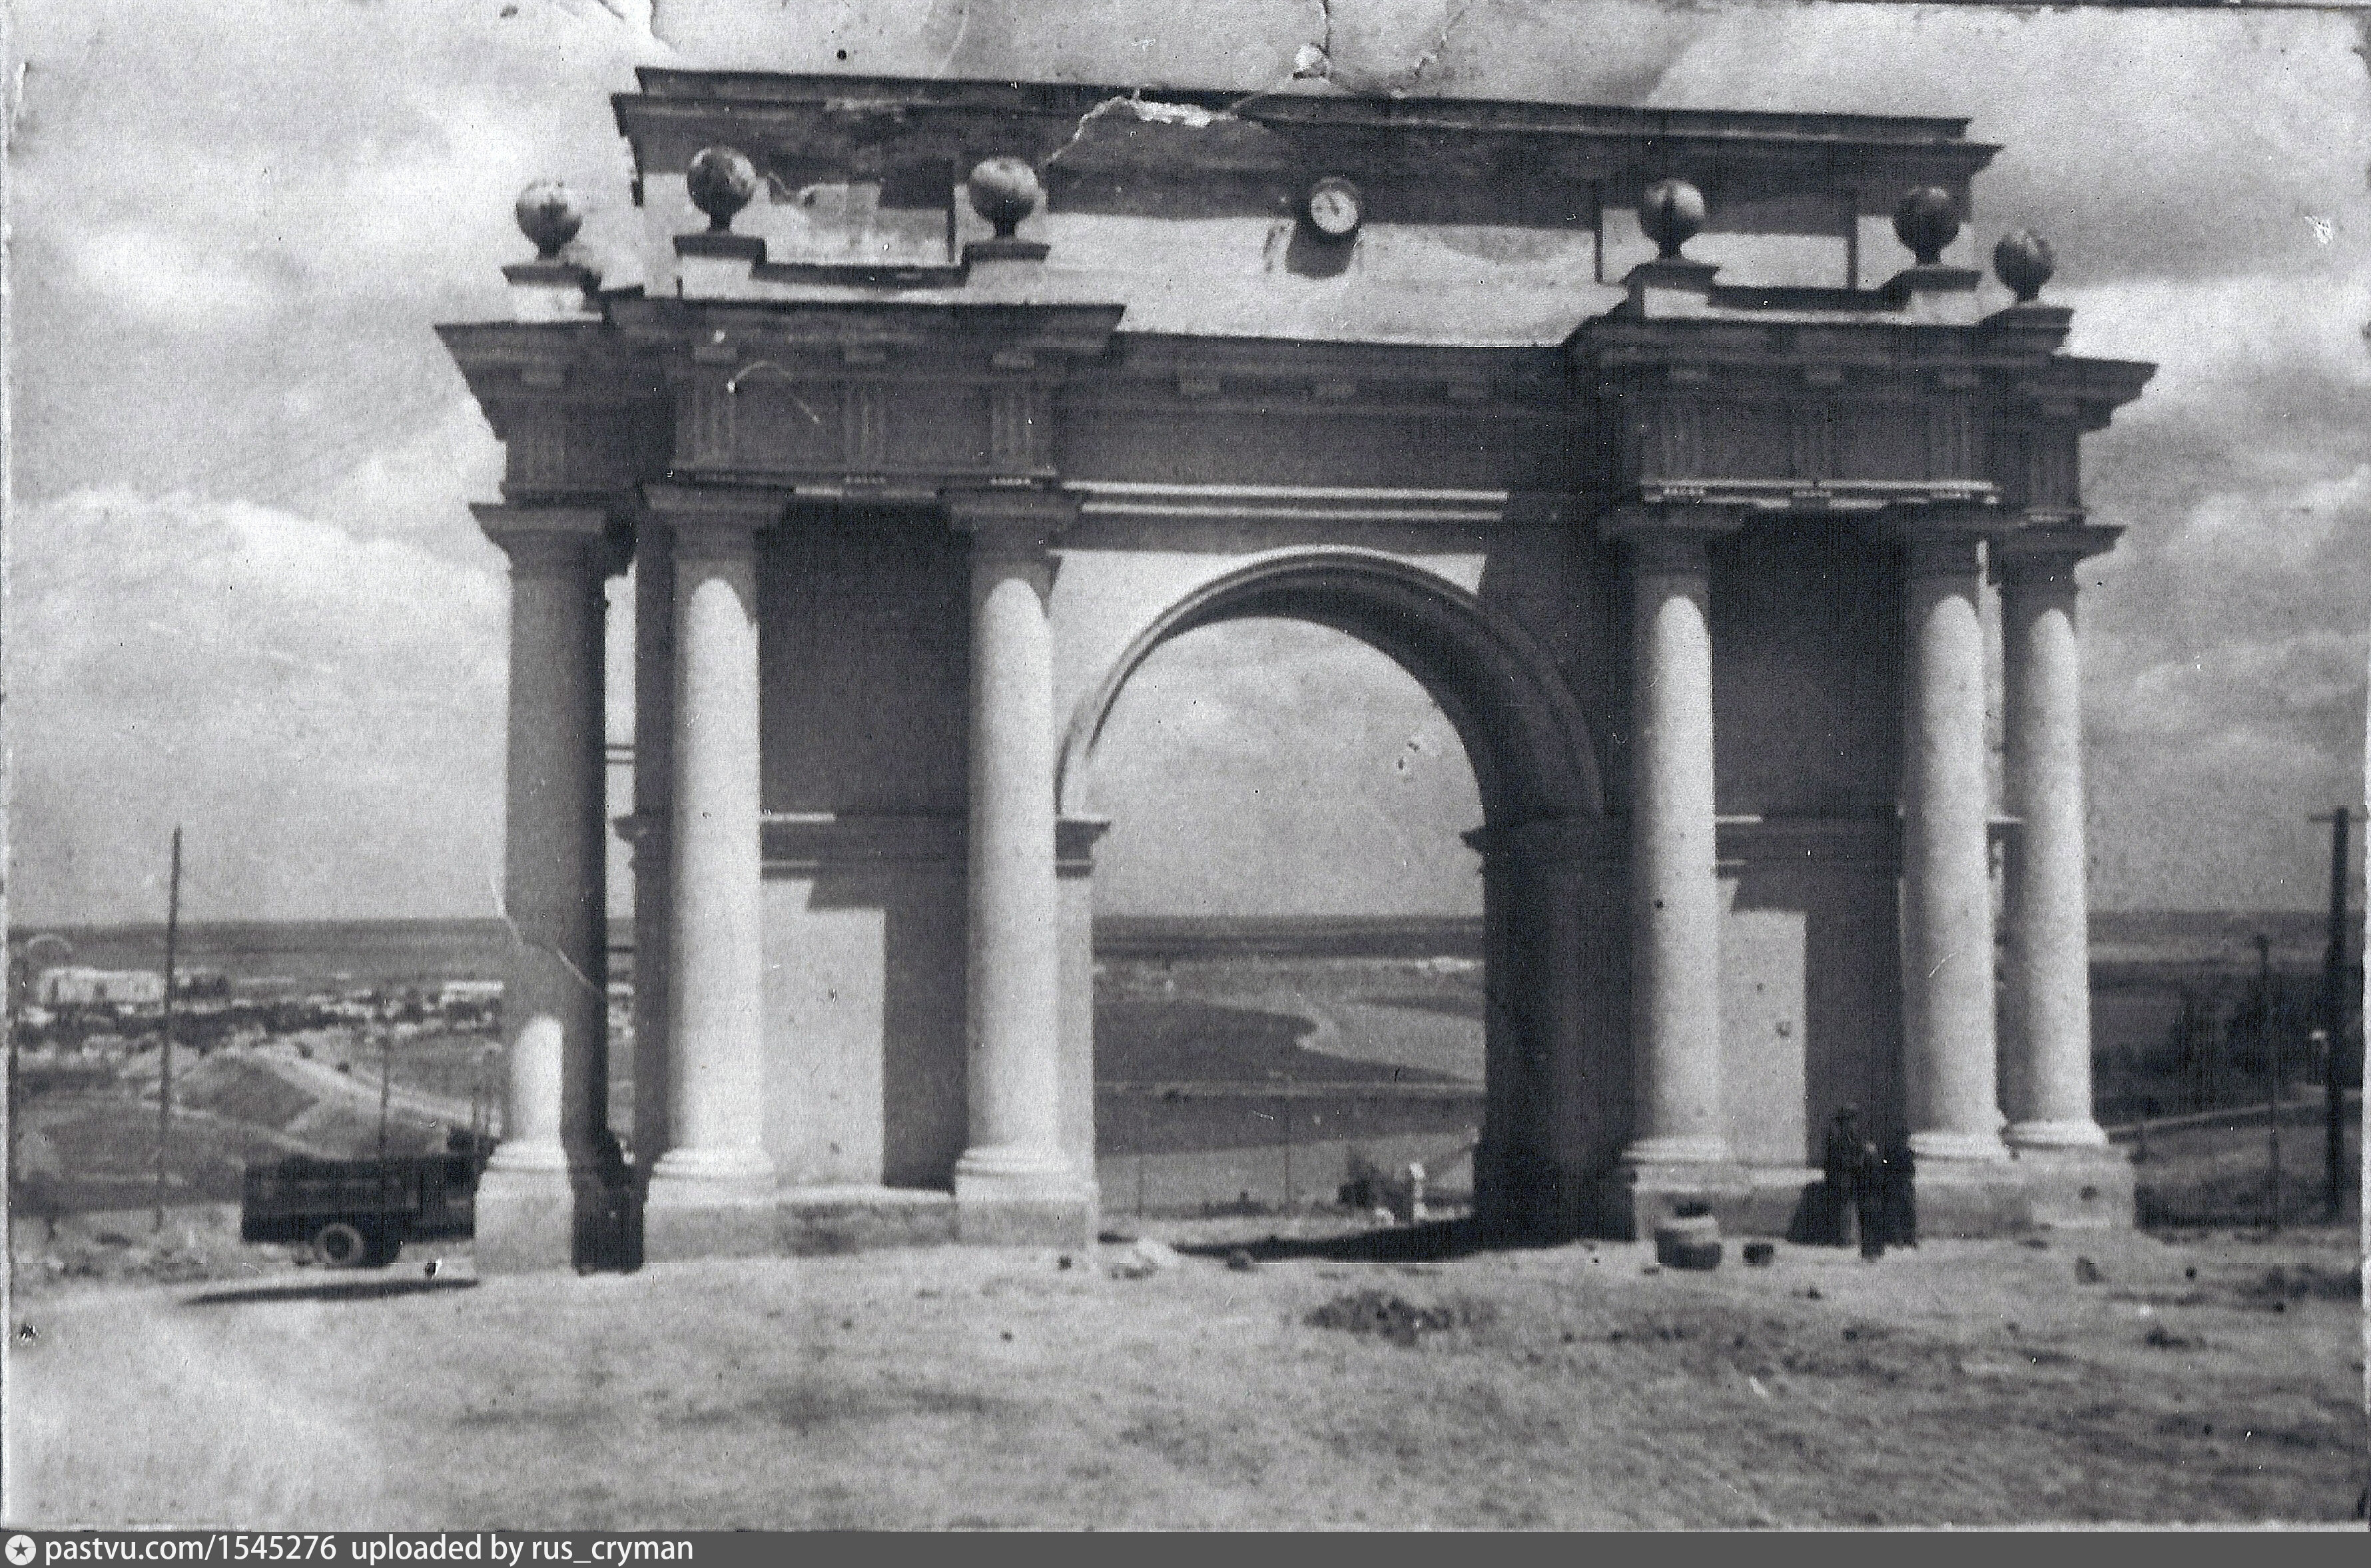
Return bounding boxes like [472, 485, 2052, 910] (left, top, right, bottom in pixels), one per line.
[646, 489, 779, 1198]
[1613, 513, 1734, 1166]
[950, 489, 1083, 1207]
[1899, 524, 2007, 1162]
[474, 505, 618, 1182]
[1998, 527, 2119, 1148]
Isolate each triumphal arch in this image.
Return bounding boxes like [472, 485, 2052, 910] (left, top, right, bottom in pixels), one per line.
[441, 71, 2150, 1270]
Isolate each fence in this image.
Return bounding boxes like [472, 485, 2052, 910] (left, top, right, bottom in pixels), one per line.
[2094, 966, 2362, 1128]
[1094, 1081, 1485, 1218]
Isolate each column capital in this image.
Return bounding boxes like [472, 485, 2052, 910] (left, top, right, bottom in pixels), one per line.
[946, 485, 1078, 555]
[472, 504, 629, 577]
[1989, 521, 2123, 583]
[1899, 529, 1985, 579]
[639, 483, 789, 553]
[1600, 502, 1746, 555]
[1869, 500, 1995, 563]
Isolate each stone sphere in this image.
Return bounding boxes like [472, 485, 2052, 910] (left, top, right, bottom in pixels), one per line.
[1993, 229, 2055, 302]
[1638, 178, 1707, 260]
[1894, 186, 1961, 266]
[687, 146, 760, 232]
[967, 156, 1044, 240]
[514, 179, 582, 258]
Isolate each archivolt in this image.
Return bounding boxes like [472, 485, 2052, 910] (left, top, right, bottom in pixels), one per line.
[1055, 549, 1604, 827]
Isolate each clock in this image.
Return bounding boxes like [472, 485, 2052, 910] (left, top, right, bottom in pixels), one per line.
[1304, 176, 1363, 239]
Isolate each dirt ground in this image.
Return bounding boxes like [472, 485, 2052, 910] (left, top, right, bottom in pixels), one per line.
[9, 1214, 2364, 1529]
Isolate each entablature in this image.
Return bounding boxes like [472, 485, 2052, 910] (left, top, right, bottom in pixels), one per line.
[604, 296, 1124, 492]
[1071, 334, 1577, 422]
[437, 322, 673, 503]
[1570, 278, 2150, 515]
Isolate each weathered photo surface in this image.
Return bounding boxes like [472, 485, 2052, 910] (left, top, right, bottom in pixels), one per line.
[6, 0, 2365, 1530]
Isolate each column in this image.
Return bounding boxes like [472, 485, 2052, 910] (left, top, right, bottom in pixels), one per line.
[474, 506, 617, 1184]
[1998, 529, 2118, 1147]
[1899, 525, 2008, 1161]
[646, 491, 777, 1198]
[1616, 517, 1731, 1166]
[950, 489, 1083, 1206]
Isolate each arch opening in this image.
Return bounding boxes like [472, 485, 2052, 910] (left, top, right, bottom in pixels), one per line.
[1063, 549, 1620, 1237]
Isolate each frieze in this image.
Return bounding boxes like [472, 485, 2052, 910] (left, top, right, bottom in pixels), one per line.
[843, 382, 888, 469]
[498, 403, 645, 499]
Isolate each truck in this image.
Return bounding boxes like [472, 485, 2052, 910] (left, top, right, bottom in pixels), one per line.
[240, 1131, 491, 1268]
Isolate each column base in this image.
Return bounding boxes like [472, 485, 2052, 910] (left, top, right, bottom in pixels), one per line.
[1620, 1134, 1731, 1166]
[484, 1139, 569, 1175]
[2005, 1117, 2110, 1151]
[647, 1144, 775, 1190]
[641, 1148, 779, 1261]
[637, 1184, 968, 1263]
[474, 1163, 635, 1274]
[1908, 1129, 2010, 1163]
[1594, 1160, 1768, 1242]
[954, 1149, 1097, 1248]
[2005, 1143, 2136, 1230]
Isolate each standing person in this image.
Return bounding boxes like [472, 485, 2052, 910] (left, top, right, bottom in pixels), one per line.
[1822, 1107, 1865, 1248]
[1879, 1137, 1919, 1249]
[1854, 1123, 1887, 1259]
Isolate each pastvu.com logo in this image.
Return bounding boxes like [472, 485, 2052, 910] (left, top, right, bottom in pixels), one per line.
[7, 1534, 37, 1566]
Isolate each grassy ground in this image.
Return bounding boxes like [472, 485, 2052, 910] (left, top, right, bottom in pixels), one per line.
[2132, 1107, 2362, 1228]
[9, 1214, 2362, 1529]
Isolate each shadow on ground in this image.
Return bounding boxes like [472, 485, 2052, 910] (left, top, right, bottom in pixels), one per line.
[179, 1277, 478, 1310]
[1161, 1217, 1566, 1263]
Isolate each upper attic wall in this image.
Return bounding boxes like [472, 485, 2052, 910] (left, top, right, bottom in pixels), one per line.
[612, 71, 1995, 301]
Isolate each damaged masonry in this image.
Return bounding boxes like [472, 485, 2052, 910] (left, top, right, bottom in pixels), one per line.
[438, 71, 2151, 1272]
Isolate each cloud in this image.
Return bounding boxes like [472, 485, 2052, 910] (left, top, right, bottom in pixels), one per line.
[304, 396, 509, 556]
[1646, 7, 2371, 290]
[8, 0, 660, 506]
[2063, 276, 2371, 417]
[1090, 620, 1484, 916]
[9, 488, 516, 924]
[65, 229, 290, 334]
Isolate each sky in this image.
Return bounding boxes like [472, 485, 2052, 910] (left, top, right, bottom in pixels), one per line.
[7, 0, 2368, 926]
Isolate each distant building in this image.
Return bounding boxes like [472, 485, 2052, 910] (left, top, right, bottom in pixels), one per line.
[438, 980, 506, 1009]
[36, 967, 167, 1007]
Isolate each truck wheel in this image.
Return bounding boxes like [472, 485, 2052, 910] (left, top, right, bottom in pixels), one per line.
[312, 1221, 369, 1268]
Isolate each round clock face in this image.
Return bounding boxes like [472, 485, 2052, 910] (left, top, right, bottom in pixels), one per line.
[1305, 177, 1363, 238]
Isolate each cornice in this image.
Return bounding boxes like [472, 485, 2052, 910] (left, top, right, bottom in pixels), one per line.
[1989, 519, 2124, 576]
[2011, 358, 2157, 431]
[615, 73, 1996, 199]
[639, 482, 793, 533]
[472, 503, 630, 575]
[606, 296, 1125, 361]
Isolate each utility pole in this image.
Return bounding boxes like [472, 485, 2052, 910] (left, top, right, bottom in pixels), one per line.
[2312, 808, 2351, 1218]
[378, 1031, 394, 1161]
[378, 1027, 395, 1217]
[2255, 931, 2279, 1232]
[154, 827, 182, 1231]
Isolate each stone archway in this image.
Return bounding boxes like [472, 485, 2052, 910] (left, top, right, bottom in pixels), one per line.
[1056, 549, 1628, 1236]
